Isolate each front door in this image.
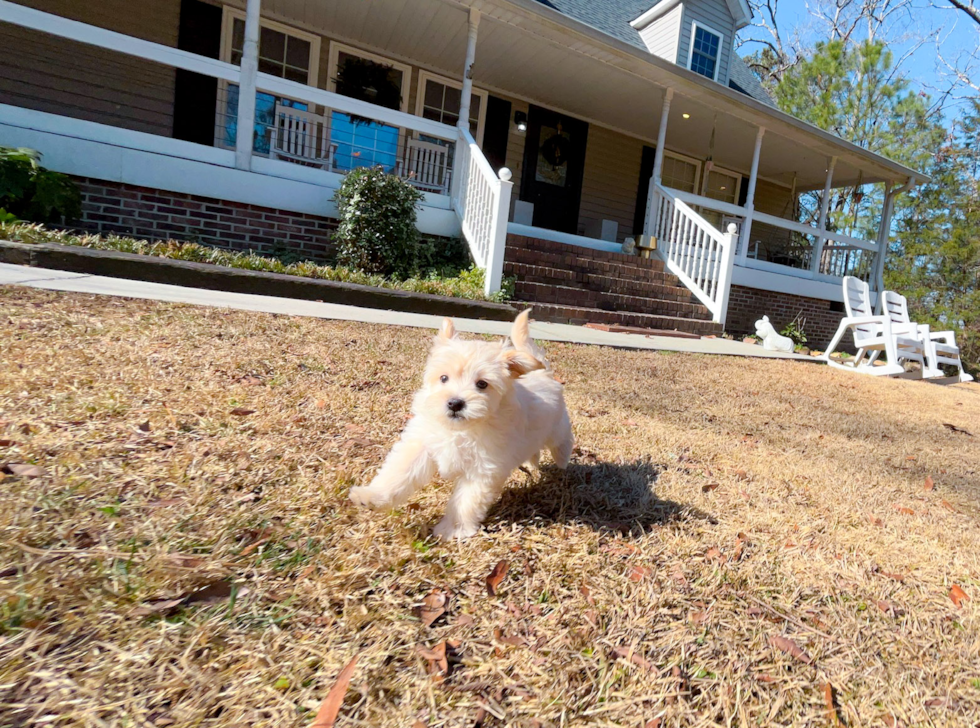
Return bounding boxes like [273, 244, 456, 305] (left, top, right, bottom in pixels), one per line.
[520, 106, 589, 234]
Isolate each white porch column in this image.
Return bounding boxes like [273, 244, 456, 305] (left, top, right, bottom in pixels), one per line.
[810, 155, 837, 272]
[736, 126, 765, 264]
[458, 8, 480, 133]
[235, 0, 261, 171]
[645, 87, 673, 234]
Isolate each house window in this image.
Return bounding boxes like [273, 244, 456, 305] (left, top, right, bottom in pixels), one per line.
[705, 169, 739, 205]
[661, 154, 700, 193]
[217, 11, 320, 155]
[688, 23, 722, 81]
[416, 71, 486, 142]
[327, 43, 412, 172]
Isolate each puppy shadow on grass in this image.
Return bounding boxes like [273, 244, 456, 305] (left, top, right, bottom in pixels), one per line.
[488, 454, 714, 536]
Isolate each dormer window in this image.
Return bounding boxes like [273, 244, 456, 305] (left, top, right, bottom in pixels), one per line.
[688, 22, 722, 81]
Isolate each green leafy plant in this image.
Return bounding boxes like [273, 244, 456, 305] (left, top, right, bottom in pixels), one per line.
[0, 147, 81, 224]
[333, 166, 425, 278]
[780, 314, 808, 347]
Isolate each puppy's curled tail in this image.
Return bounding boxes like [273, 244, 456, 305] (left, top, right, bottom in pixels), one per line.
[510, 308, 551, 372]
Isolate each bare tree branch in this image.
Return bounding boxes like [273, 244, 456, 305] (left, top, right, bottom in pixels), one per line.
[945, 0, 980, 26]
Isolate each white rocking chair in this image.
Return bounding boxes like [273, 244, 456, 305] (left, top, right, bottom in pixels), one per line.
[882, 290, 973, 383]
[821, 276, 926, 378]
[397, 139, 451, 194]
[269, 103, 336, 170]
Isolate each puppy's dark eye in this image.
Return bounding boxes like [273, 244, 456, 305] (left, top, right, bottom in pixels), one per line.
[440, 375, 449, 383]
[476, 380, 488, 390]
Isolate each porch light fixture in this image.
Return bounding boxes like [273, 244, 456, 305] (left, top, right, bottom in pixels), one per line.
[515, 110, 528, 133]
[682, 113, 691, 119]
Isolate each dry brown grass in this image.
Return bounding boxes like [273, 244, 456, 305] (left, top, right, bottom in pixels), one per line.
[2, 286, 979, 728]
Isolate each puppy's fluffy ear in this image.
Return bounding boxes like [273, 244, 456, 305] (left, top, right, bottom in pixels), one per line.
[498, 347, 544, 378]
[435, 318, 457, 343]
[510, 309, 532, 349]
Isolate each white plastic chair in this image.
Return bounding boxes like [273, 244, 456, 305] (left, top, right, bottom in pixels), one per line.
[882, 290, 973, 383]
[269, 103, 336, 170]
[821, 276, 926, 377]
[397, 139, 451, 194]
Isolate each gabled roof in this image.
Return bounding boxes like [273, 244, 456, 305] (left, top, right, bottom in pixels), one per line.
[531, 0, 771, 106]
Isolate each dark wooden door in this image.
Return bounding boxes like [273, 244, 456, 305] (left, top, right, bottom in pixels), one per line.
[633, 145, 656, 236]
[520, 105, 589, 234]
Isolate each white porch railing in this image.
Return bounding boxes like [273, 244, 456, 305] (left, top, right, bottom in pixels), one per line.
[650, 183, 737, 324]
[751, 211, 878, 281]
[451, 127, 513, 296]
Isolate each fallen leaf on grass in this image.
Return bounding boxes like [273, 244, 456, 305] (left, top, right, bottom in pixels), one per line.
[895, 506, 915, 516]
[872, 565, 907, 582]
[612, 645, 653, 670]
[230, 408, 255, 416]
[416, 588, 448, 628]
[768, 635, 813, 665]
[132, 598, 185, 617]
[706, 547, 725, 564]
[310, 656, 358, 728]
[701, 483, 720, 493]
[734, 469, 749, 481]
[924, 475, 935, 491]
[868, 515, 884, 527]
[942, 423, 973, 436]
[924, 697, 957, 708]
[486, 560, 509, 596]
[133, 579, 247, 616]
[941, 499, 958, 513]
[949, 584, 970, 608]
[493, 628, 526, 647]
[629, 565, 652, 582]
[883, 714, 907, 728]
[580, 585, 595, 605]
[138, 420, 151, 432]
[417, 642, 449, 677]
[823, 683, 843, 727]
[1, 463, 47, 478]
[876, 600, 905, 616]
[455, 613, 475, 627]
[0, 439, 19, 447]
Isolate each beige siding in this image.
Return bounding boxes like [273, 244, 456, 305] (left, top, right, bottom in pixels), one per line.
[748, 179, 795, 256]
[676, 0, 735, 85]
[0, 0, 180, 136]
[577, 126, 644, 242]
[637, 4, 683, 63]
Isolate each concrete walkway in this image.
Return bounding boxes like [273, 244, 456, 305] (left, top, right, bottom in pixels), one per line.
[0, 262, 812, 360]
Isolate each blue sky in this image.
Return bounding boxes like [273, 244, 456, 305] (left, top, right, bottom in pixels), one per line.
[738, 1, 980, 116]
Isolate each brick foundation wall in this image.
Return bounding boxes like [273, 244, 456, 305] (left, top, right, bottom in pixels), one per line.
[726, 285, 847, 350]
[72, 177, 338, 261]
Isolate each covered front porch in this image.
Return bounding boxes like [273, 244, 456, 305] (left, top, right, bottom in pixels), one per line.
[0, 0, 925, 330]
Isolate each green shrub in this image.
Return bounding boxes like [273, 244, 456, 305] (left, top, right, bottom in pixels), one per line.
[414, 236, 472, 277]
[0, 147, 81, 224]
[333, 166, 424, 278]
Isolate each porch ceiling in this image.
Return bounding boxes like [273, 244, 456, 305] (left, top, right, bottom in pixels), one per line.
[243, 0, 925, 190]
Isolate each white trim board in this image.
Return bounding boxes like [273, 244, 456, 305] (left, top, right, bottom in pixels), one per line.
[0, 105, 459, 238]
[731, 264, 850, 302]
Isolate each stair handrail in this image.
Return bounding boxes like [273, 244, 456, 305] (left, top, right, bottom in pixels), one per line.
[651, 183, 737, 326]
[450, 126, 513, 296]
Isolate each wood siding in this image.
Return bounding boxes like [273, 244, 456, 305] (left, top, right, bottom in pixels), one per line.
[637, 4, 683, 63]
[577, 125, 644, 242]
[676, 0, 735, 85]
[0, 0, 180, 136]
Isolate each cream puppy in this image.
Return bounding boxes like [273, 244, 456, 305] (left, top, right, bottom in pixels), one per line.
[349, 310, 573, 540]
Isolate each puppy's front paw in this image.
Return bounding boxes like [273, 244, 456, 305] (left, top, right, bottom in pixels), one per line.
[432, 517, 479, 541]
[349, 485, 390, 510]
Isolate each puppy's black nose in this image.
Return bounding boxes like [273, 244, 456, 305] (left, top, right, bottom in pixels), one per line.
[447, 398, 466, 413]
